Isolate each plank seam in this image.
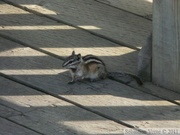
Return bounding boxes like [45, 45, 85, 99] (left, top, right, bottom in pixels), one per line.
[0, 115, 45, 135]
[0, 72, 147, 134]
[108, 78, 180, 106]
[1, 0, 140, 51]
[0, 102, 25, 117]
[0, 33, 179, 106]
[0, 33, 65, 61]
[94, 0, 152, 21]
[138, 87, 180, 106]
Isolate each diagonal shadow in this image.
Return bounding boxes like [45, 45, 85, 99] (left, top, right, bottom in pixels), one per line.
[1, 1, 180, 135]
[0, 0, 152, 48]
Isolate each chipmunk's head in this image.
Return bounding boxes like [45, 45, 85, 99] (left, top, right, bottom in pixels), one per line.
[62, 51, 82, 69]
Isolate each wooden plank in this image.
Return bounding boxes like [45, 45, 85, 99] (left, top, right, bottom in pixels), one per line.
[142, 82, 180, 104]
[0, 76, 126, 135]
[0, 117, 41, 135]
[96, 0, 153, 18]
[0, 104, 21, 118]
[153, 0, 180, 92]
[0, 37, 180, 129]
[0, 3, 138, 74]
[1, 1, 178, 102]
[2, 0, 152, 49]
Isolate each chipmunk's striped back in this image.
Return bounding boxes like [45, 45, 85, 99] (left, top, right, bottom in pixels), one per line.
[62, 51, 107, 83]
[62, 51, 142, 85]
[83, 55, 105, 65]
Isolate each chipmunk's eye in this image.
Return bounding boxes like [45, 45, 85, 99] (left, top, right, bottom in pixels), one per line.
[69, 60, 73, 64]
[77, 57, 80, 61]
[76, 54, 81, 61]
[75, 56, 80, 61]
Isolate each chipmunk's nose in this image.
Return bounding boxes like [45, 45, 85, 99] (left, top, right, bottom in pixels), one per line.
[62, 61, 69, 68]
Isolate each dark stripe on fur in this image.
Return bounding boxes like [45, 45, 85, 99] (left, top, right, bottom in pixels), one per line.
[83, 55, 105, 65]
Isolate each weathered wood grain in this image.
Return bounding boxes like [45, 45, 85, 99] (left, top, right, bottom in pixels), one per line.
[142, 82, 180, 104]
[0, 3, 138, 74]
[153, 0, 180, 92]
[0, 76, 126, 135]
[0, 104, 20, 118]
[96, 0, 152, 17]
[1, 1, 178, 102]
[0, 117, 41, 135]
[2, 0, 152, 48]
[0, 37, 180, 129]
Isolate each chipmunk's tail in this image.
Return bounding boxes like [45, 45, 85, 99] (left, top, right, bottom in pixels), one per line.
[107, 72, 143, 86]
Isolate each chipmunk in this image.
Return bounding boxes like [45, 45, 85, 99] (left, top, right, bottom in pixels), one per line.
[62, 51, 143, 85]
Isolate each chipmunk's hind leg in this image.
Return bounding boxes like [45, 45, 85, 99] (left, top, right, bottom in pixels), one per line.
[89, 64, 107, 82]
[89, 77, 99, 82]
[97, 64, 107, 80]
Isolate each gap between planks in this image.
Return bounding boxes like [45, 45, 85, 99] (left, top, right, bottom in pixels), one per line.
[0, 115, 45, 135]
[94, 0, 152, 21]
[0, 1, 179, 132]
[1, 36, 180, 130]
[1, 0, 140, 51]
[0, 33, 179, 106]
[0, 76, 134, 135]
[0, 73, 148, 134]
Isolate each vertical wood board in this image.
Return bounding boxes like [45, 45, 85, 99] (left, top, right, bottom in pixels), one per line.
[153, 0, 180, 91]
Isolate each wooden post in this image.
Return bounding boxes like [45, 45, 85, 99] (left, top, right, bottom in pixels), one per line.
[153, 0, 180, 92]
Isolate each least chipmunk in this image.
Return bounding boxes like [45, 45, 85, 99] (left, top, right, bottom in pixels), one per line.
[62, 51, 107, 84]
[62, 51, 143, 85]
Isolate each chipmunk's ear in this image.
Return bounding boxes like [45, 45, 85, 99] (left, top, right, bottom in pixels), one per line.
[72, 50, 75, 56]
[77, 53, 81, 58]
[77, 53, 82, 61]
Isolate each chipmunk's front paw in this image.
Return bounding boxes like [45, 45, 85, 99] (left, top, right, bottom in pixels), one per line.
[90, 79, 96, 82]
[68, 81, 75, 84]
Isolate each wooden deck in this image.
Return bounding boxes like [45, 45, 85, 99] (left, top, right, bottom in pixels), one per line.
[0, 0, 180, 135]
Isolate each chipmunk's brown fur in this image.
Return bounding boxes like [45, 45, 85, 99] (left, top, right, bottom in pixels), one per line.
[62, 51, 107, 83]
[62, 51, 143, 85]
